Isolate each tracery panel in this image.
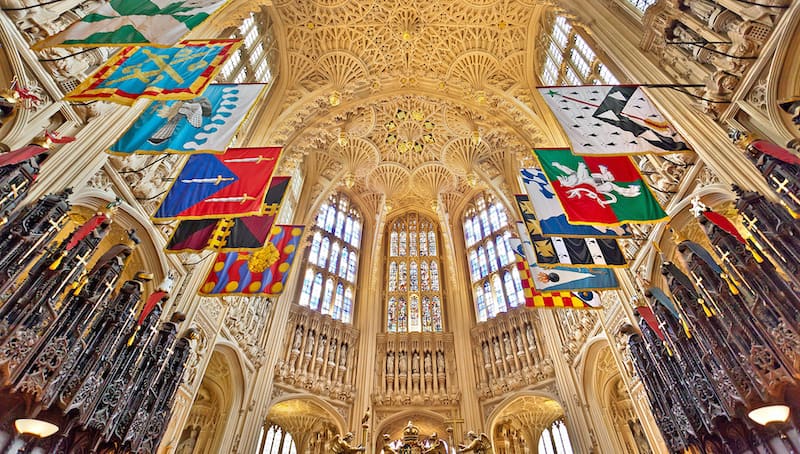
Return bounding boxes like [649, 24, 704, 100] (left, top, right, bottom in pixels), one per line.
[297, 193, 362, 323]
[386, 212, 444, 333]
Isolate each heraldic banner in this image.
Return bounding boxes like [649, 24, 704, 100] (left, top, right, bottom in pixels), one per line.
[534, 148, 668, 226]
[538, 86, 690, 156]
[515, 194, 626, 268]
[153, 146, 282, 221]
[514, 222, 618, 293]
[33, 0, 229, 49]
[110, 84, 265, 155]
[65, 40, 240, 105]
[165, 176, 290, 253]
[520, 168, 631, 238]
[510, 235, 603, 308]
[199, 225, 304, 296]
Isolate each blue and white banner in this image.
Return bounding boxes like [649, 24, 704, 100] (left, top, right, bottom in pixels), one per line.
[110, 83, 265, 155]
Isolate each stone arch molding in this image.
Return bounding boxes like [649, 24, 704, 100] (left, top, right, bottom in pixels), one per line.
[68, 189, 173, 287]
[267, 392, 347, 434]
[766, 4, 800, 141]
[485, 388, 565, 434]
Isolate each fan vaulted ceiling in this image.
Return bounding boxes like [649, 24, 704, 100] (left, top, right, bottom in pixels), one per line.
[258, 0, 561, 213]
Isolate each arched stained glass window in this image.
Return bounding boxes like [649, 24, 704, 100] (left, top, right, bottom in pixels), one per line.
[299, 269, 313, 307]
[256, 424, 297, 454]
[310, 273, 323, 310]
[318, 238, 330, 268]
[463, 192, 524, 322]
[539, 14, 619, 86]
[296, 193, 362, 323]
[328, 243, 340, 273]
[537, 419, 575, 454]
[321, 278, 334, 313]
[386, 213, 444, 333]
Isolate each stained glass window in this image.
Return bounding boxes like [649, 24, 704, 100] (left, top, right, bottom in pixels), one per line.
[540, 14, 619, 86]
[321, 278, 334, 313]
[538, 419, 575, 454]
[463, 192, 525, 322]
[296, 193, 362, 323]
[385, 213, 444, 333]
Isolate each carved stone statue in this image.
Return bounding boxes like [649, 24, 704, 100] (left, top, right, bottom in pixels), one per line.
[330, 432, 365, 453]
[437, 351, 445, 373]
[458, 431, 493, 453]
[424, 432, 447, 454]
[482, 342, 490, 363]
[424, 352, 432, 374]
[292, 325, 303, 350]
[492, 338, 501, 359]
[328, 341, 337, 363]
[412, 351, 420, 374]
[306, 331, 315, 355]
[339, 343, 348, 367]
[398, 351, 407, 374]
[317, 335, 327, 359]
[526, 324, 536, 347]
[381, 434, 398, 454]
[386, 351, 394, 374]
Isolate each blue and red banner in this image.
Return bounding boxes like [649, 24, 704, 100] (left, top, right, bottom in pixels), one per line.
[199, 225, 304, 296]
[153, 147, 281, 221]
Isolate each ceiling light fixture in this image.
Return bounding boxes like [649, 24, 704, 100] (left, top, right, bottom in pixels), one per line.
[747, 404, 790, 426]
[15, 419, 59, 438]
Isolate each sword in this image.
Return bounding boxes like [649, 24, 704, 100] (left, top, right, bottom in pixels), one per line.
[223, 156, 275, 163]
[204, 194, 258, 204]
[180, 175, 235, 185]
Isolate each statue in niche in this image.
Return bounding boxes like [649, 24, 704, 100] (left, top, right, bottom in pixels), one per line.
[386, 351, 394, 374]
[458, 431, 493, 453]
[437, 351, 445, 373]
[318, 335, 327, 359]
[502, 333, 512, 354]
[412, 351, 420, 373]
[424, 352, 432, 374]
[482, 342, 490, 364]
[328, 341, 337, 363]
[514, 329, 524, 351]
[492, 338, 501, 359]
[339, 343, 348, 367]
[306, 332, 315, 357]
[292, 325, 303, 350]
[398, 351, 407, 374]
[176, 426, 200, 454]
[525, 324, 536, 347]
[330, 432, 365, 453]
[629, 420, 653, 454]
